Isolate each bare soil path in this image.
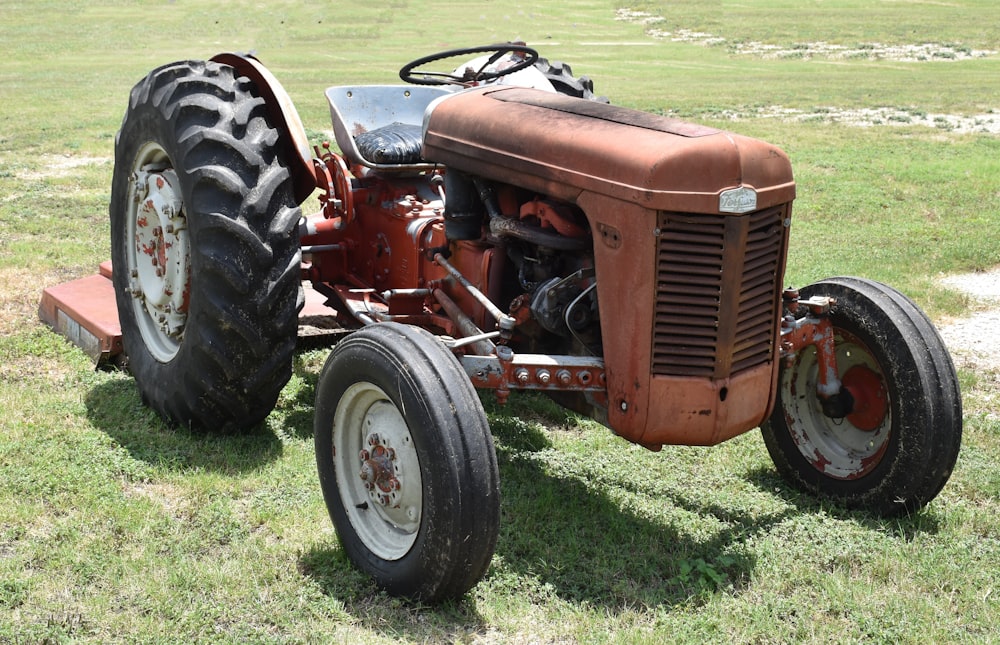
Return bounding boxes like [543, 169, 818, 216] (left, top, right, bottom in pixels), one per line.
[938, 267, 1000, 373]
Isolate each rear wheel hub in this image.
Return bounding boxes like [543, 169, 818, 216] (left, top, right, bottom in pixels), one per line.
[125, 142, 190, 362]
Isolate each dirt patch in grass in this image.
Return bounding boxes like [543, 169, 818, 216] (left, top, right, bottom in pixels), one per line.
[616, 9, 998, 61]
[124, 482, 190, 521]
[709, 105, 1000, 135]
[938, 267, 1000, 373]
[0, 265, 62, 336]
[15, 154, 113, 181]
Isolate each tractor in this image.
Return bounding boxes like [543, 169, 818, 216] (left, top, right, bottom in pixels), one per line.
[100, 45, 961, 601]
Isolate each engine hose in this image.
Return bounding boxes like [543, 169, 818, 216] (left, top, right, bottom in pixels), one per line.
[489, 216, 590, 251]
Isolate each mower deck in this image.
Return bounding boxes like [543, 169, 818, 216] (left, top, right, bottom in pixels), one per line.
[39, 262, 338, 367]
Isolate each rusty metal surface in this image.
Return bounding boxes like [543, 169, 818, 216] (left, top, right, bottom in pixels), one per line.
[39, 273, 123, 364]
[580, 199, 779, 446]
[423, 86, 795, 213]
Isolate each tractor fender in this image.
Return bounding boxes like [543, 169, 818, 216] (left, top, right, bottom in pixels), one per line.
[211, 52, 316, 204]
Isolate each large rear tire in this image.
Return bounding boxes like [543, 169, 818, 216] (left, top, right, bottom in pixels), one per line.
[534, 57, 608, 102]
[761, 277, 962, 515]
[110, 60, 303, 432]
[314, 323, 500, 601]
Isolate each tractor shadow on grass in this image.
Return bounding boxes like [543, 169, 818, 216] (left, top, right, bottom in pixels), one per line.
[84, 376, 284, 473]
[299, 391, 943, 638]
[742, 465, 945, 541]
[82, 351, 332, 471]
[300, 393, 802, 631]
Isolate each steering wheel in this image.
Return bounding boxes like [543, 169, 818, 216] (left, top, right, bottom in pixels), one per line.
[399, 44, 540, 86]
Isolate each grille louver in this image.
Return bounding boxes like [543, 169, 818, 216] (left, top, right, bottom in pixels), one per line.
[652, 206, 786, 378]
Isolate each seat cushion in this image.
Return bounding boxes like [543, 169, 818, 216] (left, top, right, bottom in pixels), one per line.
[354, 122, 424, 164]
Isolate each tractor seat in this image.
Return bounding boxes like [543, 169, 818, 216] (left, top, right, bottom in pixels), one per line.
[325, 85, 453, 170]
[353, 122, 424, 165]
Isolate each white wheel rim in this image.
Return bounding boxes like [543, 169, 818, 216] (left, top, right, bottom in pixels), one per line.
[332, 381, 422, 560]
[124, 142, 190, 362]
[780, 331, 892, 480]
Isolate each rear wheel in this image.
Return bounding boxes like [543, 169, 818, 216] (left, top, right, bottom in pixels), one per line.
[110, 60, 303, 432]
[534, 57, 608, 102]
[761, 277, 962, 515]
[314, 323, 500, 601]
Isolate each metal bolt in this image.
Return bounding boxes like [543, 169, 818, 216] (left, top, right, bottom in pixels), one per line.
[556, 370, 572, 385]
[514, 368, 530, 384]
[620, 400, 628, 412]
[359, 449, 370, 461]
[536, 369, 551, 384]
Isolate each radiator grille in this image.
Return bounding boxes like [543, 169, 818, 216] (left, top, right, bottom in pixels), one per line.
[652, 206, 786, 378]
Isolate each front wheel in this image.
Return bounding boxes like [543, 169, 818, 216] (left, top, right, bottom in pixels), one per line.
[314, 323, 500, 601]
[761, 277, 962, 515]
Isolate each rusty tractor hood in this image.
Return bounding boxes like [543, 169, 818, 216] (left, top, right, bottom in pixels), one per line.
[422, 86, 794, 213]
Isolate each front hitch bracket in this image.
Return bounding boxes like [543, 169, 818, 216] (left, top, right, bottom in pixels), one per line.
[778, 288, 855, 419]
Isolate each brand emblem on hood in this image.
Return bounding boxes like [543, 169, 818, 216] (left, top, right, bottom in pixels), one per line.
[719, 187, 757, 214]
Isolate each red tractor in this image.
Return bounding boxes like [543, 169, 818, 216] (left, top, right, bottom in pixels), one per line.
[104, 45, 960, 601]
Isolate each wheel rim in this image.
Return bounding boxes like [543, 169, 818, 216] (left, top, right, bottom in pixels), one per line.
[780, 330, 891, 480]
[124, 141, 191, 362]
[333, 382, 422, 560]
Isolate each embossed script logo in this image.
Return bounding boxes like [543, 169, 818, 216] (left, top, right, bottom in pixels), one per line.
[719, 187, 757, 214]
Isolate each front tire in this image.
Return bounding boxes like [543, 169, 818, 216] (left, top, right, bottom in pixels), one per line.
[110, 60, 303, 432]
[761, 277, 962, 515]
[314, 323, 500, 601]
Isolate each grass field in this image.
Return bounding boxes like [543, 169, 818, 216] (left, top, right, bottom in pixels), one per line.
[2, 1, 999, 642]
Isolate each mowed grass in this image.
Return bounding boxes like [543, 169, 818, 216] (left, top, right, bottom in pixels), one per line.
[2, 0, 1000, 642]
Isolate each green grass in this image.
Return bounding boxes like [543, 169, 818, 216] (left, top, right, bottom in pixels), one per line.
[2, 0, 1000, 642]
